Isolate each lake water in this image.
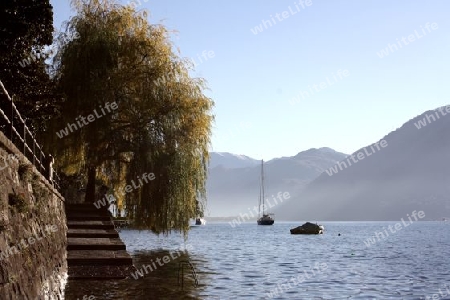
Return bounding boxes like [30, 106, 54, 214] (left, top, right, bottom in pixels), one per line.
[64, 221, 450, 299]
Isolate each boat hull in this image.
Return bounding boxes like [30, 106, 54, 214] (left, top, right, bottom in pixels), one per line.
[195, 218, 206, 225]
[290, 228, 323, 234]
[257, 219, 274, 225]
[290, 222, 323, 234]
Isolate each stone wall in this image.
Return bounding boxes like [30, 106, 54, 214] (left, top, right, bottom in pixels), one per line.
[0, 131, 67, 299]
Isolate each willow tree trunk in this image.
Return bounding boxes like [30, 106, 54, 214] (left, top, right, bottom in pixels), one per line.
[84, 166, 96, 203]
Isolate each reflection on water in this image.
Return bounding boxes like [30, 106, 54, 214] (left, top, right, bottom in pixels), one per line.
[64, 222, 450, 299]
[40, 263, 67, 300]
[64, 250, 205, 300]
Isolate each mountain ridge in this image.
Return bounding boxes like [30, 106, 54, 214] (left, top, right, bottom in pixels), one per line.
[206, 148, 348, 217]
[274, 106, 450, 221]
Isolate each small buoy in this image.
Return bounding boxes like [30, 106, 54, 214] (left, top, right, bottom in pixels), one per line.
[338, 233, 341, 236]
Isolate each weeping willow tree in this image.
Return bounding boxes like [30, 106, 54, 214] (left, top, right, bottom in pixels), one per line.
[49, 0, 213, 234]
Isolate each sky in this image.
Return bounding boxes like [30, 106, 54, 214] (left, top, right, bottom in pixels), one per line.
[50, 0, 450, 161]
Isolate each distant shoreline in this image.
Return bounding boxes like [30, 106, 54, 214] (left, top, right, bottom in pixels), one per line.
[199, 218, 445, 222]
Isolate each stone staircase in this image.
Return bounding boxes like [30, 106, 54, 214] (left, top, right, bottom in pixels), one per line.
[65, 203, 135, 279]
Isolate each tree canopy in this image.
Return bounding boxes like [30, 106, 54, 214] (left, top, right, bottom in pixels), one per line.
[50, 0, 214, 234]
[0, 0, 60, 132]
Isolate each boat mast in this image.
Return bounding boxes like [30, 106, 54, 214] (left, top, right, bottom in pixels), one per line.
[261, 159, 265, 216]
[258, 159, 263, 218]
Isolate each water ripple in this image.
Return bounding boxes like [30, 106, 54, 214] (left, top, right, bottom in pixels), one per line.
[63, 222, 450, 299]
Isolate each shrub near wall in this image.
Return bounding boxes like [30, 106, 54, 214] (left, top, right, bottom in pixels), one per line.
[0, 132, 67, 299]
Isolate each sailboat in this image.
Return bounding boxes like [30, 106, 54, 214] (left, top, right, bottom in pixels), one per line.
[257, 160, 274, 225]
[195, 218, 206, 225]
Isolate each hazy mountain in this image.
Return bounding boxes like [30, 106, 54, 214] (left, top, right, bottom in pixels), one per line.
[205, 148, 348, 217]
[275, 107, 450, 221]
[208, 152, 260, 169]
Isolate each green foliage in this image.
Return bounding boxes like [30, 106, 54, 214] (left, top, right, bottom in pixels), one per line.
[8, 192, 27, 213]
[18, 163, 33, 182]
[7, 275, 18, 284]
[31, 178, 49, 205]
[0, 0, 61, 133]
[53, 0, 214, 234]
[0, 207, 7, 232]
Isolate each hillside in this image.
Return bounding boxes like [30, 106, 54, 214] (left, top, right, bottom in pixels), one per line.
[208, 152, 259, 169]
[275, 107, 450, 221]
[206, 148, 347, 216]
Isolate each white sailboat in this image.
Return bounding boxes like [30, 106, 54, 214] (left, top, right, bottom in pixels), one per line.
[257, 160, 274, 225]
[195, 218, 206, 225]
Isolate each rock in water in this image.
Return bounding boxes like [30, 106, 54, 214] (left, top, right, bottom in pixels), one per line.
[290, 222, 324, 234]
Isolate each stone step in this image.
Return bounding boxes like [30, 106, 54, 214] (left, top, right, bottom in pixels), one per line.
[65, 203, 108, 212]
[66, 203, 101, 207]
[67, 214, 112, 221]
[67, 250, 133, 266]
[67, 229, 119, 239]
[68, 265, 136, 280]
[67, 221, 115, 230]
[67, 237, 126, 251]
[66, 209, 111, 215]
[66, 204, 134, 279]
